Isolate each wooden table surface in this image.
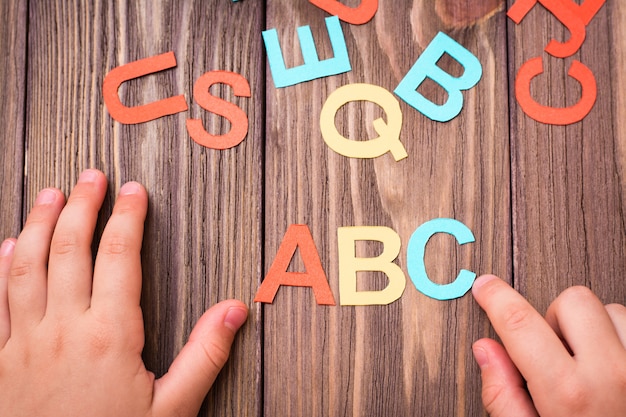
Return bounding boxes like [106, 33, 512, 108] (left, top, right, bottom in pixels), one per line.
[1, 1, 625, 416]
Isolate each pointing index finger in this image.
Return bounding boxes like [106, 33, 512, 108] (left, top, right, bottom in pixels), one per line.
[472, 275, 574, 389]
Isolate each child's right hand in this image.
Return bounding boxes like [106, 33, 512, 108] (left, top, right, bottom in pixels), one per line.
[472, 274, 626, 416]
[0, 169, 248, 417]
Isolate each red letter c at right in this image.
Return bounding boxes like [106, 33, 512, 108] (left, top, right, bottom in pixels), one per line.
[515, 56, 597, 125]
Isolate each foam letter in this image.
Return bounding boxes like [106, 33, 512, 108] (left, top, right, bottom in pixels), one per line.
[102, 51, 188, 124]
[254, 224, 336, 305]
[186, 71, 251, 150]
[394, 32, 482, 122]
[338, 227, 405, 305]
[262, 16, 351, 88]
[508, 0, 587, 58]
[515, 57, 596, 125]
[320, 83, 407, 161]
[309, 0, 378, 25]
[570, 0, 606, 25]
[406, 218, 476, 300]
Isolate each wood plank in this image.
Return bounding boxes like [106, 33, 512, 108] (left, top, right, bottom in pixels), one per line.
[509, 0, 626, 313]
[23, 1, 263, 416]
[610, 0, 626, 229]
[0, 0, 27, 238]
[263, 1, 510, 415]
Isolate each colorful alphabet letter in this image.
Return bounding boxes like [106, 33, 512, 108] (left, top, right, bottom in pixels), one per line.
[262, 16, 352, 88]
[406, 218, 476, 300]
[254, 224, 336, 305]
[337, 226, 406, 305]
[186, 70, 251, 150]
[508, 0, 605, 57]
[515, 57, 597, 125]
[103, 51, 188, 124]
[319, 83, 407, 161]
[309, 0, 378, 25]
[394, 32, 483, 122]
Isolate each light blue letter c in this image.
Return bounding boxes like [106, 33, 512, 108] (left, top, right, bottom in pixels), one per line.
[407, 218, 476, 300]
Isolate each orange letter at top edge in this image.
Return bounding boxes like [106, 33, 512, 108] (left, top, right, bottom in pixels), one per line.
[254, 224, 336, 305]
[572, 0, 606, 25]
[102, 51, 188, 124]
[515, 56, 597, 125]
[186, 71, 251, 150]
[507, 0, 587, 58]
[309, 0, 378, 25]
[507, 0, 605, 26]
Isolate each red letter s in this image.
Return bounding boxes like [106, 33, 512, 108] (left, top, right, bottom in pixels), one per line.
[186, 71, 251, 150]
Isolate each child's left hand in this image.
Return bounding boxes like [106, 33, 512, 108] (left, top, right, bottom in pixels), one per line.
[0, 169, 248, 417]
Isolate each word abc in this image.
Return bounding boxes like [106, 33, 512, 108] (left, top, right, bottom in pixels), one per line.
[254, 218, 476, 305]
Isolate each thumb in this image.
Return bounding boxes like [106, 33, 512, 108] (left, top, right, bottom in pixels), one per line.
[473, 338, 539, 417]
[152, 299, 248, 417]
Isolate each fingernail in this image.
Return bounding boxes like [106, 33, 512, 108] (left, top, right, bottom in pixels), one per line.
[472, 274, 498, 291]
[473, 344, 489, 368]
[119, 182, 141, 196]
[35, 189, 58, 206]
[0, 240, 15, 257]
[78, 169, 99, 183]
[224, 306, 248, 332]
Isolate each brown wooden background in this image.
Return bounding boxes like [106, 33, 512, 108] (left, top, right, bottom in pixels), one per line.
[1, 0, 624, 416]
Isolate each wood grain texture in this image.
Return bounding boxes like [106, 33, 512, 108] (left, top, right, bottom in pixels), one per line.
[263, 1, 509, 416]
[0, 0, 27, 238]
[22, 1, 263, 416]
[610, 0, 626, 221]
[2, 0, 625, 416]
[509, 0, 626, 312]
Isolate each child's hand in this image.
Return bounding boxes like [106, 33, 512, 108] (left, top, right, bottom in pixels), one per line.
[472, 274, 626, 417]
[0, 169, 248, 417]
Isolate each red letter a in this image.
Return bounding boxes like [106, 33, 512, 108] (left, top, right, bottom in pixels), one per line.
[254, 224, 336, 305]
